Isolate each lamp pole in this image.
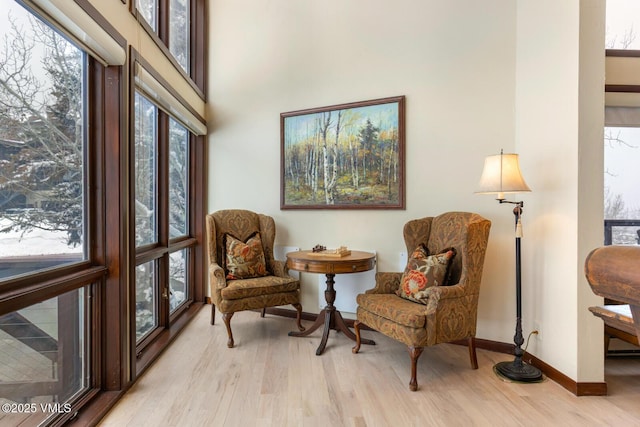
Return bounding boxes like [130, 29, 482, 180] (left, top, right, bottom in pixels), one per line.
[494, 201, 543, 382]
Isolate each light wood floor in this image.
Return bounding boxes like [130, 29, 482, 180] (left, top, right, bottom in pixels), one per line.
[99, 307, 640, 427]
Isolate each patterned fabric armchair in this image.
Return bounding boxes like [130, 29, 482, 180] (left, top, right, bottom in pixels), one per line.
[352, 212, 491, 391]
[206, 209, 304, 348]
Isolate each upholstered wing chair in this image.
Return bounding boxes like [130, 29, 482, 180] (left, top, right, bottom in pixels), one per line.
[352, 212, 491, 391]
[206, 209, 304, 348]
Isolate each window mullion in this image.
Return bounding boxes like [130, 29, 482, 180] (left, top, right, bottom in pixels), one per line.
[158, 113, 170, 248]
[158, 112, 170, 327]
[158, 0, 170, 47]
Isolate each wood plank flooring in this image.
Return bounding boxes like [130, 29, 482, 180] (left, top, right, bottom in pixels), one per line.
[99, 307, 640, 427]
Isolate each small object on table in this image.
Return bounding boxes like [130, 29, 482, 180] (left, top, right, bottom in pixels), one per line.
[312, 244, 326, 253]
[333, 246, 351, 256]
[308, 246, 352, 258]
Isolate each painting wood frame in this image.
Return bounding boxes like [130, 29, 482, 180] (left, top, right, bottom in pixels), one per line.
[280, 96, 405, 210]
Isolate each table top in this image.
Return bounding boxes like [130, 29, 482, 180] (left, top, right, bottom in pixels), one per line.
[589, 304, 636, 336]
[286, 250, 375, 275]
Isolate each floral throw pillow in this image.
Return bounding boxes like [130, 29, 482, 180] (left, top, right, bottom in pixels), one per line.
[224, 232, 269, 280]
[396, 245, 456, 304]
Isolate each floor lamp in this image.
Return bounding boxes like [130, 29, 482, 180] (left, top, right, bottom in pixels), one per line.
[476, 149, 543, 382]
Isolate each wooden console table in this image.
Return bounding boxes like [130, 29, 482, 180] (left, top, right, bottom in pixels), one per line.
[286, 250, 376, 355]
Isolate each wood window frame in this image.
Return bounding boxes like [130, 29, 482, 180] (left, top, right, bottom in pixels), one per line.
[130, 0, 207, 97]
[128, 49, 206, 377]
[0, 36, 112, 426]
[0, 1, 207, 423]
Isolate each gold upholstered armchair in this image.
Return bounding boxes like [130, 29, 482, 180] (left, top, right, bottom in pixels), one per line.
[352, 212, 491, 391]
[206, 209, 304, 348]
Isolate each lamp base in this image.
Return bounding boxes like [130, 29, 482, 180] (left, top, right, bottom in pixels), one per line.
[494, 360, 543, 383]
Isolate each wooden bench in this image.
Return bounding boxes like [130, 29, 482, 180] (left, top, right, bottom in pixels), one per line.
[589, 304, 639, 355]
[585, 246, 640, 354]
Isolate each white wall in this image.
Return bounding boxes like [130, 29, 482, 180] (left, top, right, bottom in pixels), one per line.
[208, 0, 518, 322]
[515, 0, 605, 382]
[207, 0, 606, 383]
[577, 0, 606, 383]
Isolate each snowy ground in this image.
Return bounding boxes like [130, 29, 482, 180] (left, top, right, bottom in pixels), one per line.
[0, 218, 81, 257]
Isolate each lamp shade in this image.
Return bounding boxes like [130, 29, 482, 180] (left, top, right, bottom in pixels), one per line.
[476, 150, 531, 200]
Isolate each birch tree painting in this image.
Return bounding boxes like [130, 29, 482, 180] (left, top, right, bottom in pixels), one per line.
[281, 96, 405, 209]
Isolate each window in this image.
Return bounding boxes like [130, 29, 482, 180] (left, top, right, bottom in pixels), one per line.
[169, 117, 189, 238]
[134, 92, 158, 247]
[169, 0, 190, 74]
[606, 0, 640, 49]
[0, 2, 87, 280]
[168, 119, 190, 315]
[130, 0, 205, 382]
[134, 0, 193, 76]
[0, 286, 92, 426]
[136, 0, 158, 32]
[133, 85, 195, 348]
[169, 248, 188, 313]
[604, 2, 640, 246]
[0, 4, 107, 424]
[134, 92, 160, 343]
[603, 114, 640, 245]
[135, 260, 158, 340]
[1, 0, 206, 423]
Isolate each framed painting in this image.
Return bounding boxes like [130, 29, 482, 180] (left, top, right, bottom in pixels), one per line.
[280, 96, 405, 210]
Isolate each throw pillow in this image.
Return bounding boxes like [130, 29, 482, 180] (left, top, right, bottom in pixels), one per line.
[224, 232, 269, 280]
[396, 245, 456, 304]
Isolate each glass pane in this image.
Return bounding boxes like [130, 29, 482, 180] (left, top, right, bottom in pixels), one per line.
[169, 0, 190, 73]
[607, 225, 640, 245]
[0, 2, 87, 280]
[136, 0, 158, 32]
[169, 249, 188, 313]
[136, 260, 157, 341]
[0, 287, 90, 426]
[134, 92, 158, 247]
[606, 0, 640, 49]
[169, 118, 188, 238]
[604, 126, 640, 245]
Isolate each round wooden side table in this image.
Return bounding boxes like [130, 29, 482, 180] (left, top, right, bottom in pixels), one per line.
[286, 250, 376, 355]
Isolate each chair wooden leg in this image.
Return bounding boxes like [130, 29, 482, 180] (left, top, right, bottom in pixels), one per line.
[292, 303, 305, 331]
[210, 304, 216, 325]
[260, 308, 266, 318]
[468, 336, 478, 369]
[352, 320, 362, 354]
[408, 346, 424, 391]
[222, 312, 235, 348]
